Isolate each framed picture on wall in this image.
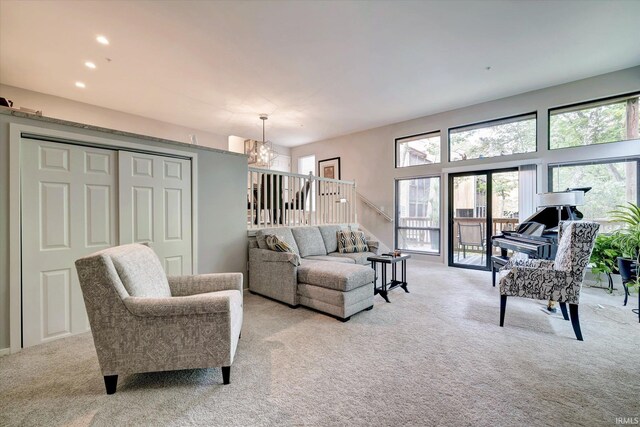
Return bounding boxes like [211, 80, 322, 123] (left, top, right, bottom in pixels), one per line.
[318, 157, 341, 195]
[318, 157, 340, 180]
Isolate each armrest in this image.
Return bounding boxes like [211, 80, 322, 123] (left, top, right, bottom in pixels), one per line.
[500, 264, 583, 303]
[124, 291, 238, 317]
[250, 247, 300, 266]
[504, 258, 555, 270]
[366, 239, 380, 255]
[168, 273, 243, 296]
[511, 265, 566, 276]
[509, 266, 571, 286]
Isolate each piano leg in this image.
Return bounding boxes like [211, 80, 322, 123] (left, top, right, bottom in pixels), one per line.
[558, 302, 569, 321]
[569, 304, 583, 341]
[499, 295, 507, 327]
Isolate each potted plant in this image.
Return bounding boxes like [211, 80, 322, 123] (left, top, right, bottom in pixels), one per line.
[610, 203, 640, 305]
[589, 233, 620, 291]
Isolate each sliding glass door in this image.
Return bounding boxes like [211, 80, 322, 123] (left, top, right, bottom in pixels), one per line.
[448, 168, 520, 270]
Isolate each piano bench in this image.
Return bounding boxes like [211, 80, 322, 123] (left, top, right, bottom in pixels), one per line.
[491, 256, 510, 287]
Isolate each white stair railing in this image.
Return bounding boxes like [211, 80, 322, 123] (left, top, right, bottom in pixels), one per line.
[247, 167, 357, 229]
[357, 191, 394, 222]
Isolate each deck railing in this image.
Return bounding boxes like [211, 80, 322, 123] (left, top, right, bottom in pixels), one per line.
[247, 167, 357, 229]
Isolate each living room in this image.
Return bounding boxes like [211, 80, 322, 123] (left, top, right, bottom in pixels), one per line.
[1, 1, 639, 426]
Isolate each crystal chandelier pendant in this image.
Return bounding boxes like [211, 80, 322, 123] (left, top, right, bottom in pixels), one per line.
[257, 114, 275, 168]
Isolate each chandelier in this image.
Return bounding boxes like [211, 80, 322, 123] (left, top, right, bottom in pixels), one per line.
[256, 114, 277, 168]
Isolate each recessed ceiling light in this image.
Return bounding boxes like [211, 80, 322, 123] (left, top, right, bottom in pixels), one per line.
[75, 81, 86, 88]
[96, 35, 109, 45]
[84, 61, 96, 69]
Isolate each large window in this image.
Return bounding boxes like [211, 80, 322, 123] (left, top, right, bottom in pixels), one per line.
[550, 93, 640, 150]
[396, 176, 440, 254]
[549, 158, 639, 232]
[396, 132, 441, 167]
[449, 113, 536, 162]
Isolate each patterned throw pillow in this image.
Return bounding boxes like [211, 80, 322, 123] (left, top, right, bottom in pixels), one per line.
[337, 230, 369, 253]
[265, 234, 295, 254]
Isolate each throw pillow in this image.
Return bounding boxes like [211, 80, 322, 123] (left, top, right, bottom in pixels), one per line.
[265, 234, 296, 254]
[337, 230, 369, 253]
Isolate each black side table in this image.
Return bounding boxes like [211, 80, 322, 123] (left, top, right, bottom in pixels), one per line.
[367, 254, 410, 303]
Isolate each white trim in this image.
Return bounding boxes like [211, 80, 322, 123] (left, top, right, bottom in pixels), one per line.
[0, 348, 10, 357]
[191, 157, 199, 274]
[9, 124, 21, 354]
[9, 123, 200, 352]
[442, 158, 543, 174]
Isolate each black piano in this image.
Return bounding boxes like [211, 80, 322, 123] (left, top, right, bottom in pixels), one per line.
[490, 188, 589, 286]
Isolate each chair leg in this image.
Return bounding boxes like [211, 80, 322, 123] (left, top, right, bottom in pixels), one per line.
[623, 282, 629, 306]
[559, 302, 569, 321]
[104, 375, 118, 395]
[568, 304, 583, 341]
[221, 366, 231, 385]
[499, 295, 507, 327]
[492, 266, 496, 287]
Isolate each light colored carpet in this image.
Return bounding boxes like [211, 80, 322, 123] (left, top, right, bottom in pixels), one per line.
[1, 261, 638, 427]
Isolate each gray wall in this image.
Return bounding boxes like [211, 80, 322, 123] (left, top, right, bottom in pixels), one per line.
[0, 84, 229, 150]
[0, 112, 248, 350]
[291, 66, 640, 260]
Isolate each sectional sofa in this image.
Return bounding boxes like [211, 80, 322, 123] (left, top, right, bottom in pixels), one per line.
[248, 225, 380, 321]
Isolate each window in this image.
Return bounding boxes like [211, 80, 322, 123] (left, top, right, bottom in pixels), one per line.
[298, 155, 316, 175]
[396, 176, 440, 254]
[549, 158, 639, 232]
[396, 132, 441, 167]
[449, 113, 536, 161]
[550, 93, 640, 149]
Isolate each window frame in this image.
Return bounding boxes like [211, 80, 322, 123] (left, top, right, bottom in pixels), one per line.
[394, 175, 442, 256]
[547, 91, 640, 151]
[395, 130, 442, 169]
[447, 112, 538, 162]
[547, 157, 640, 225]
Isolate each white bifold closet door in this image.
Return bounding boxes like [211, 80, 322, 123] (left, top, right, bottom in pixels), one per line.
[21, 139, 192, 348]
[118, 151, 192, 276]
[21, 140, 117, 348]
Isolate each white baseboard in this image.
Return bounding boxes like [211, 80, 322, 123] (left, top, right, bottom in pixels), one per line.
[0, 348, 10, 357]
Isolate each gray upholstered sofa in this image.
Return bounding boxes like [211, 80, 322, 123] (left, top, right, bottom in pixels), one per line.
[248, 225, 378, 321]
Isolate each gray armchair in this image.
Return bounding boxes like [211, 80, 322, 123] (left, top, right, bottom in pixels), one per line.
[499, 221, 600, 341]
[75, 243, 243, 394]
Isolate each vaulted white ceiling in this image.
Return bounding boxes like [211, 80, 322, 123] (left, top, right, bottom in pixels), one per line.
[1, 0, 639, 146]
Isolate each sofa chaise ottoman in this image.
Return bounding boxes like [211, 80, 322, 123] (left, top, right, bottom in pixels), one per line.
[248, 225, 377, 321]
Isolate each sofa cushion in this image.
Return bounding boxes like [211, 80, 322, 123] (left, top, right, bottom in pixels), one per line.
[337, 230, 369, 253]
[109, 244, 171, 298]
[297, 261, 374, 292]
[327, 251, 377, 265]
[304, 255, 355, 264]
[318, 225, 342, 253]
[256, 228, 300, 256]
[297, 282, 373, 307]
[291, 227, 327, 258]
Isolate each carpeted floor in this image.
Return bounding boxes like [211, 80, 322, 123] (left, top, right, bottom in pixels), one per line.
[1, 261, 639, 427]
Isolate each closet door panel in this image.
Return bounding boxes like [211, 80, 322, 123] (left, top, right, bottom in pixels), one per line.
[119, 152, 192, 275]
[22, 140, 117, 347]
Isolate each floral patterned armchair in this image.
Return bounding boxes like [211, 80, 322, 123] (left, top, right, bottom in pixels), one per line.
[499, 221, 600, 341]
